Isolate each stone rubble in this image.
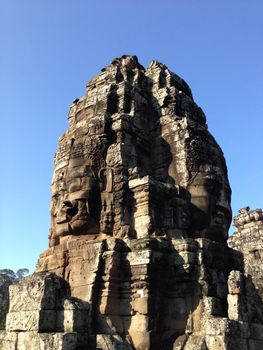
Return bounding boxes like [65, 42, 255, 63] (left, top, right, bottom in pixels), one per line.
[229, 207, 263, 300]
[1, 55, 263, 349]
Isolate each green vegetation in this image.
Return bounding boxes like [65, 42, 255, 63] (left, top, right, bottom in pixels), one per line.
[0, 269, 29, 329]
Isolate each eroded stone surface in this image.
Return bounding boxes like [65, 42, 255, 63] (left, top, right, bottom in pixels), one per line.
[2, 56, 263, 349]
[48, 55, 231, 248]
[229, 207, 263, 300]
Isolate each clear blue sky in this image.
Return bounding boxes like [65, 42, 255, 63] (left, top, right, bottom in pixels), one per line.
[0, 1, 262, 273]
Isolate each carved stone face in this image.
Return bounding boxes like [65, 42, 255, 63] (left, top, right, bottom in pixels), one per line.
[50, 162, 99, 243]
[48, 56, 233, 246]
[188, 173, 231, 241]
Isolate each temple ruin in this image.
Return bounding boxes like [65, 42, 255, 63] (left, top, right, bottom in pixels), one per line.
[1, 55, 263, 350]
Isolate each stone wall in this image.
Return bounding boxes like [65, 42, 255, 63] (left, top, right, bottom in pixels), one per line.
[229, 207, 263, 300]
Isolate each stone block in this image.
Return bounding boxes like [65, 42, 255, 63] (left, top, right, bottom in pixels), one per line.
[99, 296, 109, 314]
[227, 294, 243, 321]
[0, 331, 17, 350]
[168, 281, 201, 298]
[205, 319, 249, 349]
[6, 310, 56, 332]
[8, 273, 59, 312]
[67, 258, 96, 287]
[129, 265, 147, 277]
[172, 334, 188, 350]
[238, 321, 250, 339]
[57, 310, 89, 332]
[184, 335, 206, 350]
[216, 282, 228, 299]
[49, 267, 65, 278]
[228, 336, 249, 350]
[127, 250, 151, 266]
[203, 296, 226, 317]
[67, 240, 104, 261]
[57, 298, 89, 332]
[204, 318, 231, 336]
[17, 332, 47, 350]
[70, 285, 93, 303]
[128, 331, 150, 350]
[128, 177, 150, 189]
[17, 332, 78, 350]
[250, 323, 263, 340]
[36, 248, 66, 272]
[132, 297, 148, 314]
[134, 215, 151, 238]
[228, 270, 244, 294]
[129, 314, 149, 333]
[96, 334, 133, 350]
[178, 251, 195, 265]
[248, 339, 263, 350]
[99, 296, 123, 315]
[205, 335, 227, 350]
[96, 315, 120, 335]
[119, 299, 133, 316]
[163, 297, 188, 317]
[163, 317, 186, 333]
[107, 315, 125, 335]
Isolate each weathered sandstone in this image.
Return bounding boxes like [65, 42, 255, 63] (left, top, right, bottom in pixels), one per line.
[1, 56, 263, 349]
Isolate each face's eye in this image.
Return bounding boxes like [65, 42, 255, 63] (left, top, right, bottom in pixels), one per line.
[63, 201, 73, 208]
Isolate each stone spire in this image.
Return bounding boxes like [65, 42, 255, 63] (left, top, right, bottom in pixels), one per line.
[1, 56, 263, 350]
[49, 54, 231, 248]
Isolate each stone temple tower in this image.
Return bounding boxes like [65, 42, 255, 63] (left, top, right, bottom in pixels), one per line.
[1, 56, 263, 350]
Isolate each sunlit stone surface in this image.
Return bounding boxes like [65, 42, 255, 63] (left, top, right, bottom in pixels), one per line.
[1, 56, 263, 350]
